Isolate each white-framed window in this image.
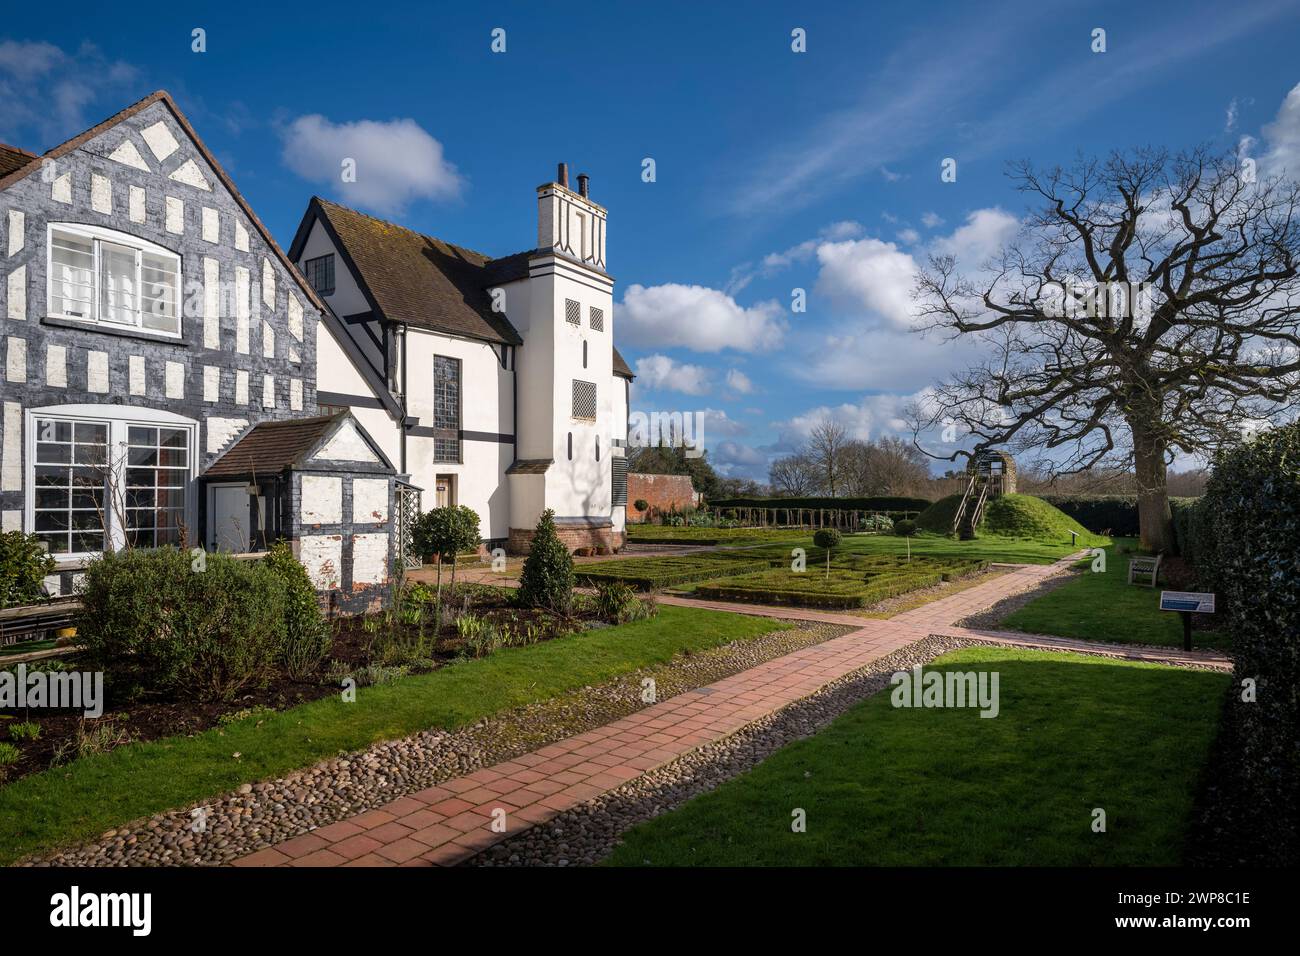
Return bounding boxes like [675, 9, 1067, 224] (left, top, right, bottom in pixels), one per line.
[26, 405, 197, 558]
[47, 222, 182, 336]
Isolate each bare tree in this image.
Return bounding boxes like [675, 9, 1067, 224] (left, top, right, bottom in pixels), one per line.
[911, 148, 1300, 551]
[768, 452, 820, 495]
[863, 436, 932, 496]
[806, 417, 849, 496]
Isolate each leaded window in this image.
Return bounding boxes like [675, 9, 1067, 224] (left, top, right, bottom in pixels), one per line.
[433, 355, 461, 463]
[304, 254, 335, 295]
[565, 298, 581, 325]
[572, 379, 597, 420]
[589, 306, 604, 331]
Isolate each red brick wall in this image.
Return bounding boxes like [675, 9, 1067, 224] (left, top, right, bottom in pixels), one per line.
[626, 473, 697, 522]
[508, 525, 624, 556]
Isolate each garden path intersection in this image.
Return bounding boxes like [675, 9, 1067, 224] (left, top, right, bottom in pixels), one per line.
[234, 552, 1229, 867]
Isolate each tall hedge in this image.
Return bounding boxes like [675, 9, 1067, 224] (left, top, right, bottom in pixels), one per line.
[710, 495, 931, 514]
[1196, 424, 1300, 862]
[518, 510, 574, 613]
[1037, 494, 1199, 542]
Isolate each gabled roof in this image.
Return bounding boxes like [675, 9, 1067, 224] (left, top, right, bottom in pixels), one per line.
[287, 196, 636, 377]
[292, 197, 523, 346]
[0, 90, 328, 317]
[203, 412, 394, 478]
[0, 143, 38, 178]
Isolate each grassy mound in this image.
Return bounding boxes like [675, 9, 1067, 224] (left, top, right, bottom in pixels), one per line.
[915, 492, 1103, 544]
[914, 494, 964, 534]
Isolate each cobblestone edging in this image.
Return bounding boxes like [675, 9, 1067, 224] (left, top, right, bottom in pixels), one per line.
[22, 620, 851, 867]
[469, 634, 973, 866]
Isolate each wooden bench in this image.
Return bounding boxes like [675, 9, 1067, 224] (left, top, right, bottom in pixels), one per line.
[1127, 553, 1162, 588]
[0, 598, 82, 647]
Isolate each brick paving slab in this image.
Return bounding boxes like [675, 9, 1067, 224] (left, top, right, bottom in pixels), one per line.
[235, 550, 1228, 868]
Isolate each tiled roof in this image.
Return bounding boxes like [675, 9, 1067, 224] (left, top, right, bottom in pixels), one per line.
[612, 346, 632, 379]
[203, 414, 343, 478]
[0, 143, 37, 178]
[313, 198, 524, 346]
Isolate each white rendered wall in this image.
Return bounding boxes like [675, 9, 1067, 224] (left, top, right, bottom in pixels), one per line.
[403, 326, 513, 541]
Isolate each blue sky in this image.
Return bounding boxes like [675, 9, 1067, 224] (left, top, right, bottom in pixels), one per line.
[3, 0, 1300, 480]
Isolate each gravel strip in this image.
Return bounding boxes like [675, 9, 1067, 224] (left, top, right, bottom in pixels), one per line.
[21, 619, 852, 867]
[469, 633, 973, 867]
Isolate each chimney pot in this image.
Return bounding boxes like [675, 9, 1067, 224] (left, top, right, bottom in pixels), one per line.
[557, 162, 569, 188]
[577, 173, 590, 198]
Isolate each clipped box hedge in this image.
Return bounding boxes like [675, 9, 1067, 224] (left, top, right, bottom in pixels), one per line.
[709, 494, 932, 514]
[695, 556, 988, 609]
[574, 553, 772, 590]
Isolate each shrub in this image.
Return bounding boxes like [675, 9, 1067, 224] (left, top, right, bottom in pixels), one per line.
[893, 519, 918, 537]
[0, 531, 56, 610]
[594, 579, 650, 624]
[413, 505, 482, 603]
[518, 510, 574, 613]
[1196, 423, 1300, 862]
[263, 542, 329, 680]
[813, 528, 842, 577]
[575, 552, 770, 590]
[633, 499, 649, 513]
[78, 548, 288, 702]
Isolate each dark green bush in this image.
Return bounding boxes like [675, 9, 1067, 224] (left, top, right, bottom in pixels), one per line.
[1197, 424, 1300, 863]
[78, 548, 288, 701]
[1037, 494, 1199, 538]
[517, 510, 574, 613]
[0, 531, 56, 609]
[633, 499, 649, 513]
[593, 579, 653, 624]
[264, 541, 329, 680]
[893, 519, 918, 537]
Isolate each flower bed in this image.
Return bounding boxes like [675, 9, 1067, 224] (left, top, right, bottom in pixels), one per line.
[0, 580, 654, 784]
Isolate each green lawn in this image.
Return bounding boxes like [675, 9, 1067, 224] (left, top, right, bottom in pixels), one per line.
[0, 605, 786, 865]
[744, 531, 1094, 566]
[1001, 542, 1230, 650]
[605, 646, 1228, 866]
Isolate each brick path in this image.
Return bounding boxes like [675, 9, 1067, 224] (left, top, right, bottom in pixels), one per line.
[234, 553, 1230, 868]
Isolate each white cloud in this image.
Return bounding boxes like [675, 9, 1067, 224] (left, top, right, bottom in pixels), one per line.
[632, 354, 712, 395]
[1225, 98, 1240, 133]
[929, 207, 1019, 268]
[699, 408, 749, 437]
[920, 211, 945, 229]
[0, 41, 139, 144]
[1261, 81, 1300, 181]
[619, 283, 786, 353]
[897, 228, 920, 244]
[726, 368, 754, 394]
[773, 390, 932, 448]
[280, 114, 463, 214]
[814, 237, 921, 330]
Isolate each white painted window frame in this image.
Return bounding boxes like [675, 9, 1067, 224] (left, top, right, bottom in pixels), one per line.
[46, 222, 183, 338]
[24, 404, 199, 562]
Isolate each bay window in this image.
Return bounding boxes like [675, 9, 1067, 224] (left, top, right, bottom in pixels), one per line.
[27, 407, 196, 558]
[47, 223, 181, 336]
